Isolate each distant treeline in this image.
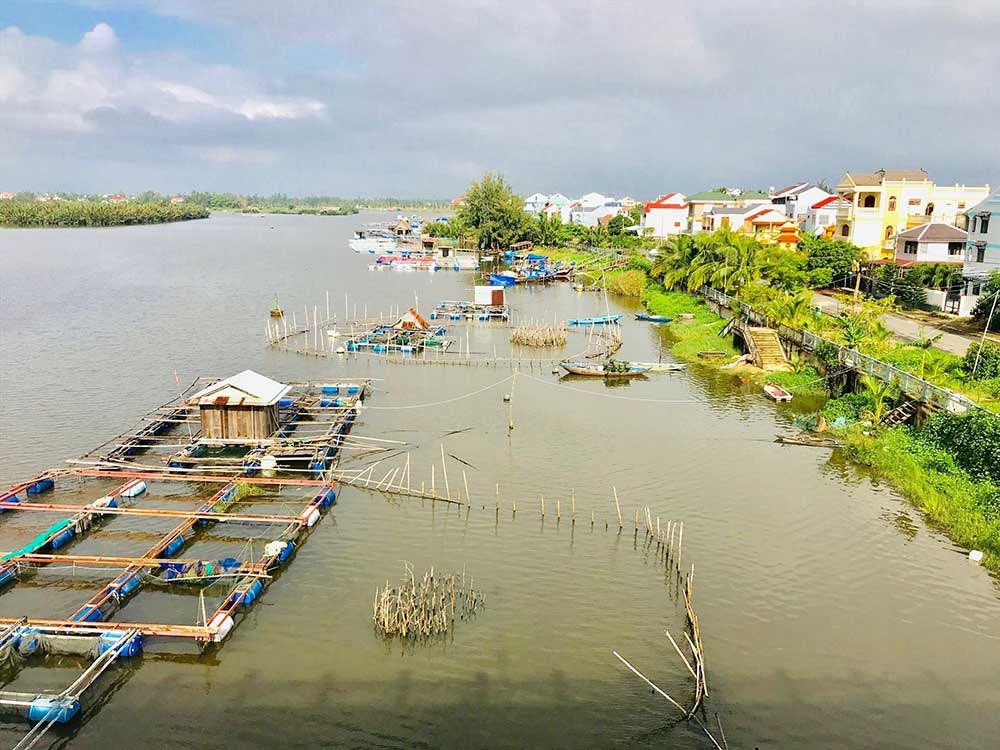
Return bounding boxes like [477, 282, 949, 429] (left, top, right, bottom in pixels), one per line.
[184, 192, 448, 212]
[0, 200, 210, 228]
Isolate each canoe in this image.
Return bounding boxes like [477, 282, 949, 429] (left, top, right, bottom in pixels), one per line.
[567, 314, 623, 326]
[697, 351, 728, 359]
[763, 383, 793, 402]
[775, 435, 840, 448]
[559, 361, 650, 377]
[635, 313, 673, 323]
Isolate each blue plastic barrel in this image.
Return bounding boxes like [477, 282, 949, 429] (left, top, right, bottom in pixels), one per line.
[28, 697, 81, 724]
[27, 478, 55, 494]
[347, 385, 360, 394]
[278, 397, 295, 407]
[0, 495, 21, 513]
[321, 385, 339, 394]
[164, 535, 185, 557]
[50, 529, 75, 549]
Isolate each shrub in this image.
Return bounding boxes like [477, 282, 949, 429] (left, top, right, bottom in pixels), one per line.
[963, 340, 1000, 380]
[919, 410, 1000, 482]
[821, 393, 871, 422]
[609, 269, 647, 298]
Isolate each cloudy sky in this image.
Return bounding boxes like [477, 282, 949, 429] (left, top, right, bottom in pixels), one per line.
[1, 0, 998, 198]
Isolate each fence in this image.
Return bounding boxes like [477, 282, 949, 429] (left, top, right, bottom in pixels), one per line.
[697, 286, 989, 416]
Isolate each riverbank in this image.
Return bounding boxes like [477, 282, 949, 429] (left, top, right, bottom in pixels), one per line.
[0, 200, 209, 227]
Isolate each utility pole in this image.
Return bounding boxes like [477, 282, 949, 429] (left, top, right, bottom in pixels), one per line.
[972, 287, 999, 377]
[851, 260, 862, 314]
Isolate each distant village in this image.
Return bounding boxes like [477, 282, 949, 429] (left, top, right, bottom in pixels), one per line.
[517, 170, 998, 317]
[0, 192, 185, 205]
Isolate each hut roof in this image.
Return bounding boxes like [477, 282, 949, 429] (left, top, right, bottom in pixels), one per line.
[189, 370, 291, 407]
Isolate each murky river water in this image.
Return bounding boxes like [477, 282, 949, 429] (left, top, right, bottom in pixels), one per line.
[1, 213, 998, 748]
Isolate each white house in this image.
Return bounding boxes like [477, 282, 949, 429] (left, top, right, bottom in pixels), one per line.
[963, 190, 1000, 315]
[894, 222, 967, 264]
[769, 183, 834, 223]
[803, 195, 850, 236]
[641, 193, 689, 238]
[577, 192, 607, 208]
[523, 193, 549, 214]
[701, 205, 766, 232]
[571, 203, 619, 228]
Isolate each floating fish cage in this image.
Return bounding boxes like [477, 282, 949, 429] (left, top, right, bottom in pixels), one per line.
[344, 323, 450, 355]
[0, 468, 339, 736]
[74, 373, 368, 479]
[429, 300, 510, 322]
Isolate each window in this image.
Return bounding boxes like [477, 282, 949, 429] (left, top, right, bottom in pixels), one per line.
[674, 221, 681, 227]
[971, 216, 979, 232]
[925, 202, 935, 216]
[973, 284, 982, 296]
[983, 215, 991, 233]
[841, 224, 850, 237]
[863, 195, 876, 208]
[888, 196, 897, 211]
[978, 246, 987, 263]
[948, 242, 963, 256]
[885, 226, 894, 239]
[908, 198, 921, 207]
[904, 241, 918, 255]
[958, 202, 966, 210]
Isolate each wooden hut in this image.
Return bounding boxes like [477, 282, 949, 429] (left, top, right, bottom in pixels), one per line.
[391, 218, 412, 236]
[187, 370, 291, 440]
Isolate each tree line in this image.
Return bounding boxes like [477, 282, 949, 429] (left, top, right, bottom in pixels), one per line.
[0, 200, 209, 228]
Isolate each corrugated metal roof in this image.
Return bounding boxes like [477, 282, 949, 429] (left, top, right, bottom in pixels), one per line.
[189, 370, 291, 406]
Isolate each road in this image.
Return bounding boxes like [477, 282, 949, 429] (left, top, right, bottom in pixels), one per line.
[812, 292, 976, 356]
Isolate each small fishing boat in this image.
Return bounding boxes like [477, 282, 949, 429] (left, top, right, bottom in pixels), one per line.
[560, 360, 651, 377]
[489, 272, 518, 287]
[763, 383, 793, 402]
[697, 351, 728, 359]
[567, 314, 623, 326]
[635, 313, 673, 323]
[775, 434, 840, 448]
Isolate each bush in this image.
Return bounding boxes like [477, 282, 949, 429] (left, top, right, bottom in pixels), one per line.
[821, 393, 872, 422]
[919, 410, 1000, 482]
[608, 269, 647, 298]
[963, 340, 1000, 380]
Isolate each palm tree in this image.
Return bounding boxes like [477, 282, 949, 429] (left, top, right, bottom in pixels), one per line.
[911, 326, 944, 379]
[650, 234, 697, 287]
[772, 290, 814, 329]
[859, 374, 898, 423]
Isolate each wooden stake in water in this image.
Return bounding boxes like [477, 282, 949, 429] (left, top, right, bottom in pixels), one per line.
[462, 470, 471, 506]
[614, 487, 623, 530]
[440, 445, 451, 502]
[540, 495, 545, 519]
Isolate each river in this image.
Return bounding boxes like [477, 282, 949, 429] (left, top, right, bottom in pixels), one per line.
[1, 212, 998, 749]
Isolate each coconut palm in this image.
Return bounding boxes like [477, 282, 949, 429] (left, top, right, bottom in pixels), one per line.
[911, 326, 944, 379]
[859, 374, 898, 423]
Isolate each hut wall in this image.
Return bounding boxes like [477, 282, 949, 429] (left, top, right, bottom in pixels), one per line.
[199, 404, 279, 439]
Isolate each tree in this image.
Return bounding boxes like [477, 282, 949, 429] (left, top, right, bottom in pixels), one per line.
[455, 173, 531, 250]
[859, 374, 898, 423]
[910, 326, 944, 378]
[971, 271, 1000, 333]
[800, 234, 863, 282]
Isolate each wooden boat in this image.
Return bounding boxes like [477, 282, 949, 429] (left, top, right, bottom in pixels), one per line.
[763, 383, 793, 402]
[559, 360, 650, 377]
[697, 351, 728, 359]
[635, 313, 673, 323]
[567, 314, 623, 326]
[775, 435, 840, 448]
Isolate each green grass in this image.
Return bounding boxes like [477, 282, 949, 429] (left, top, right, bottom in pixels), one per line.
[641, 283, 740, 362]
[838, 425, 1000, 572]
[765, 367, 830, 396]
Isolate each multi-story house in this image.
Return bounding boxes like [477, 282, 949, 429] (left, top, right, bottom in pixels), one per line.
[962, 190, 1000, 316]
[686, 189, 769, 233]
[769, 182, 834, 223]
[803, 195, 850, 236]
[641, 193, 689, 238]
[523, 193, 549, 214]
[834, 169, 990, 259]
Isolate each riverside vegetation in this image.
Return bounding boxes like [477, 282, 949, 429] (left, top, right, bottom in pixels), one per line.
[435, 172, 1000, 574]
[0, 199, 209, 227]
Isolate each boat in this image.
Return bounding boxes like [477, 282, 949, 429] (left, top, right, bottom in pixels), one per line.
[697, 351, 728, 359]
[775, 434, 840, 448]
[490, 272, 518, 287]
[567, 314, 623, 326]
[635, 313, 672, 323]
[559, 360, 651, 377]
[763, 383, 793, 402]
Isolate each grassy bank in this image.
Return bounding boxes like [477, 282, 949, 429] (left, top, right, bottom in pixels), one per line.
[0, 200, 209, 227]
[641, 283, 740, 361]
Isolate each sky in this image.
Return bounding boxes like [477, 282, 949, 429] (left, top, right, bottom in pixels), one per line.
[1, 0, 998, 199]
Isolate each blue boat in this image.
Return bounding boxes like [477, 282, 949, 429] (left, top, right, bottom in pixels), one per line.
[635, 313, 673, 323]
[490, 273, 517, 287]
[567, 314, 623, 326]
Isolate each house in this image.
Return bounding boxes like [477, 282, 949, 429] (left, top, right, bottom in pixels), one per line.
[701, 205, 767, 233]
[803, 195, 849, 236]
[747, 208, 792, 242]
[109, 194, 128, 203]
[962, 191, 1000, 316]
[390, 218, 412, 236]
[541, 203, 569, 223]
[894, 222, 967, 264]
[577, 192, 608, 208]
[641, 193, 689, 238]
[769, 183, 834, 223]
[686, 189, 770, 232]
[170, 195, 184, 204]
[0, 192, 14, 200]
[774, 221, 803, 250]
[571, 203, 619, 227]
[188, 370, 292, 440]
[619, 196, 639, 210]
[834, 169, 990, 259]
[523, 193, 549, 214]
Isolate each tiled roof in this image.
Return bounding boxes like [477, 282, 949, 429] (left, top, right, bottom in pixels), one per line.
[895, 222, 968, 242]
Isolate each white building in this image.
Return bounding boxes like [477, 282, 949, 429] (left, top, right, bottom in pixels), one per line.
[769, 183, 834, 223]
[894, 222, 967, 264]
[523, 193, 549, 214]
[963, 191, 1000, 315]
[641, 193, 689, 238]
[803, 195, 850, 236]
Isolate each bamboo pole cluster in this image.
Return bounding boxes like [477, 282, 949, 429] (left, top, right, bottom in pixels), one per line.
[585, 323, 623, 358]
[372, 565, 484, 639]
[511, 323, 567, 347]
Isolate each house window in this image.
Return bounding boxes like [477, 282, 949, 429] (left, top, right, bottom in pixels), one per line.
[983, 215, 991, 233]
[904, 241, 918, 255]
[841, 224, 850, 237]
[863, 195, 876, 208]
[908, 198, 921, 207]
[885, 226, 894, 239]
[958, 202, 966, 210]
[674, 221, 681, 227]
[888, 196, 897, 211]
[973, 284, 982, 295]
[971, 216, 979, 232]
[948, 242, 963, 256]
[925, 202, 935, 216]
[978, 246, 987, 263]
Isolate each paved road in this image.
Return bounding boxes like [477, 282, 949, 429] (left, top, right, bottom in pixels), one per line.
[812, 292, 975, 356]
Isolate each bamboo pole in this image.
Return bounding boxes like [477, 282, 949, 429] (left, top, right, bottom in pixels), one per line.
[440, 445, 451, 502]
[462, 471, 471, 506]
[614, 487, 623, 530]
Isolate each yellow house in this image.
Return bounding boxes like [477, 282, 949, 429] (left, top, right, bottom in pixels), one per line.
[834, 169, 990, 259]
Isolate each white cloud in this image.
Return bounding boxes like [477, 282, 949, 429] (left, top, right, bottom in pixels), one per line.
[79, 21, 117, 54]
